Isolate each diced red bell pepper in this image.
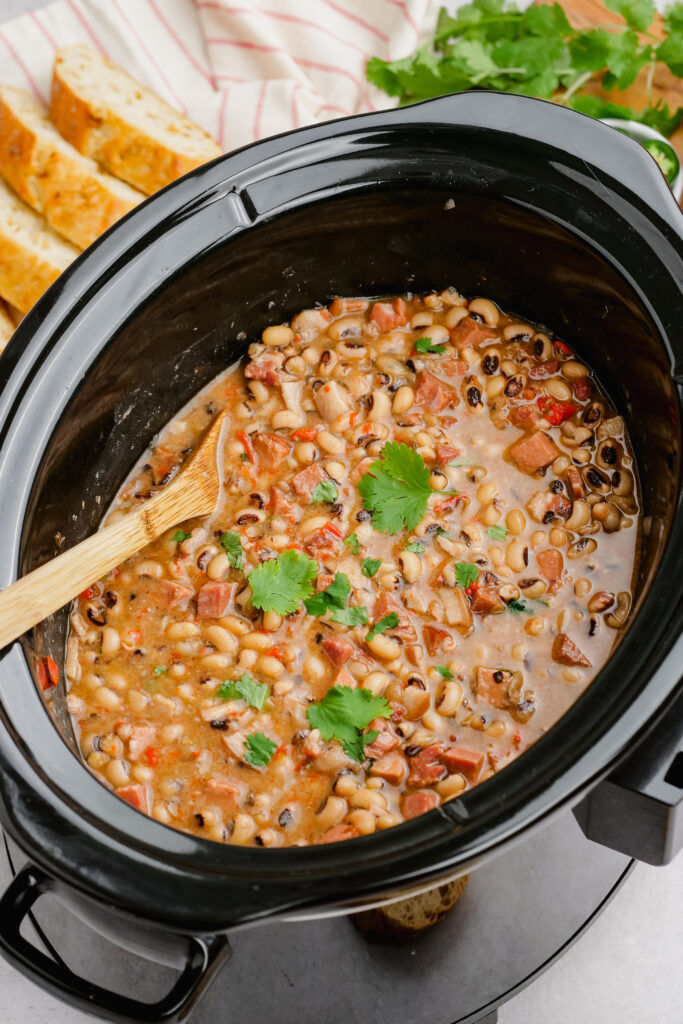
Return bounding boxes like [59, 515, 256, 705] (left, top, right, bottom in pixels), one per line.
[537, 396, 577, 426]
[237, 430, 255, 464]
[290, 427, 318, 442]
[554, 341, 572, 355]
[37, 655, 58, 690]
[144, 746, 160, 767]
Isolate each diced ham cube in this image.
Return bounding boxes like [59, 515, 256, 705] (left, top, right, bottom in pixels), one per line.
[423, 624, 452, 656]
[438, 358, 468, 378]
[128, 726, 157, 762]
[304, 525, 342, 559]
[370, 752, 406, 786]
[197, 581, 237, 619]
[320, 823, 360, 844]
[441, 746, 484, 783]
[291, 308, 332, 333]
[435, 441, 461, 465]
[474, 666, 516, 709]
[322, 635, 354, 668]
[329, 297, 368, 316]
[508, 430, 560, 474]
[149, 579, 194, 611]
[440, 587, 474, 634]
[552, 633, 591, 668]
[536, 548, 564, 585]
[369, 298, 407, 332]
[270, 487, 296, 517]
[116, 783, 150, 815]
[402, 790, 439, 820]
[253, 432, 292, 470]
[313, 381, 351, 422]
[469, 586, 504, 615]
[450, 316, 498, 349]
[244, 351, 286, 386]
[373, 592, 415, 640]
[566, 467, 584, 500]
[315, 573, 336, 592]
[407, 744, 447, 787]
[415, 370, 452, 412]
[573, 376, 593, 401]
[334, 666, 357, 688]
[206, 776, 244, 802]
[529, 359, 560, 379]
[364, 718, 399, 760]
[509, 404, 541, 430]
[291, 464, 328, 500]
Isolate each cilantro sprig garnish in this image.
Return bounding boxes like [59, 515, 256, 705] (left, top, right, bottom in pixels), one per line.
[306, 686, 392, 762]
[172, 530, 191, 543]
[361, 557, 382, 578]
[487, 525, 508, 541]
[344, 533, 362, 555]
[359, 441, 444, 534]
[249, 550, 317, 615]
[434, 665, 454, 679]
[507, 598, 532, 613]
[405, 541, 425, 554]
[367, 612, 400, 641]
[217, 674, 269, 710]
[304, 572, 368, 626]
[312, 479, 338, 503]
[414, 336, 446, 354]
[455, 561, 479, 589]
[244, 732, 278, 767]
[220, 530, 243, 571]
[366, 0, 683, 140]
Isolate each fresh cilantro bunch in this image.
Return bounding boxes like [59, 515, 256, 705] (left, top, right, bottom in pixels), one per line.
[366, 0, 683, 137]
[249, 550, 317, 615]
[307, 686, 392, 761]
[359, 441, 437, 534]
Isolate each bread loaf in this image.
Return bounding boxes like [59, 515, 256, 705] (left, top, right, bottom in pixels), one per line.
[51, 44, 222, 195]
[0, 85, 143, 249]
[0, 178, 78, 313]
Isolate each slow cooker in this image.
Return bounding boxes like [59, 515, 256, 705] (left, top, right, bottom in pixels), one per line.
[0, 92, 681, 1022]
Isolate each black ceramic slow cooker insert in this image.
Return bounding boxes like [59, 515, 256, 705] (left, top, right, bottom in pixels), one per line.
[0, 92, 682, 1023]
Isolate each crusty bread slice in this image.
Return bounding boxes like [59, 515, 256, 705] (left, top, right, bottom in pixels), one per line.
[351, 875, 469, 943]
[0, 178, 78, 313]
[0, 300, 14, 351]
[0, 85, 143, 249]
[51, 44, 222, 195]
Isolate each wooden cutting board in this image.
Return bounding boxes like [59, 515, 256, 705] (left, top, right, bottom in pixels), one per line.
[561, 0, 683, 165]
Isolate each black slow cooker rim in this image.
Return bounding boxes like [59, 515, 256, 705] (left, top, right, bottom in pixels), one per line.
[0, 92, 682, 933]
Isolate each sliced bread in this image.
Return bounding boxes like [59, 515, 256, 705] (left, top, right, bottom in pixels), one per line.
[0, 85, 143, 249]
[51, 44, 222, 195]
[0, 300, 14, 351]
[0, 178, 79, 313]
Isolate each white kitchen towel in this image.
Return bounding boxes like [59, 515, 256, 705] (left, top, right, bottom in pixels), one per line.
[0, 0, 439, 153]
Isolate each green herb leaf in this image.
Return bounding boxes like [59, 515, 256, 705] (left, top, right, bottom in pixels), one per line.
[331, 606, 369, 627]
[153, 665, 167, 676]
[507, 598, 531, 613]
[304, 572, 351, 616]
[358, 441, 432, 534]
[366, 612, 400, 641]
[306, 685, 392, 762]
[172, 530, 191, 543]
[487, 525, 508, 541]
[217, 674, 269, 711]
[405, 541, 426, 554]
[344, 533, 362, 555]
[433, 525, 450, 538]
[414, 336, 446, 354]
[604, 0, 655, 32]
[220, 530, 243, 571]
[435, 665, 454, 680]
[455, 561, 479, 588]
[244, 732, 278, 767]
[311, 479, 339, 503]
[249, 550, 317, 615]
[361, 557, 382, 577]
[449, 458, 474, 467]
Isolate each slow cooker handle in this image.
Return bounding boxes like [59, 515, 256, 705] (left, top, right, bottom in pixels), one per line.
[574, 669, 683, 866]
[0, 865, 229, 1023]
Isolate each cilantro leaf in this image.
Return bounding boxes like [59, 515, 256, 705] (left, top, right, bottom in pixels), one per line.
[487, 525, 508, 541]
[405, 541, 425, 554]
[249, 550, 317, 615]
[361, 557, 382, 577]
[604, 0, 655, 32]
[306, 686, 391, 762]
[358, 441, 433, 534]
[366, 612, 400, 641]
[569, 95, 683, 136]
[658, 32, 683, 77]
[217, 674, 269, 711]
[304, 572, 350, 616]
[435, 665, 454, 679]
[414, 336, 446, 354]
[153, 665, 167, 676]
[172, 530, 191, 543]
[220, 530, 243, 571]
[331, 606, 369, 627]
[344, 533, 362, 555]
[507, 598, 531, 613]
[665, 1, 683, 33]
[311, 479, 338, 503]
[455, 561, 479, 588]
[244, 732, 278, 767]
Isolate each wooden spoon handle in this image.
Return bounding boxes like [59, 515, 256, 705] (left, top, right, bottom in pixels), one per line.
[0, 486, 194, 651]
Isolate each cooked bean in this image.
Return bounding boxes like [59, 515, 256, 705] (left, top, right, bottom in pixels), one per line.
[262, 325, 294, 347]
[469, 298, 499, 326]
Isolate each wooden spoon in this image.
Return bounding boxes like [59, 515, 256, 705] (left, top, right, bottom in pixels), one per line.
[0, 409, 228, 650]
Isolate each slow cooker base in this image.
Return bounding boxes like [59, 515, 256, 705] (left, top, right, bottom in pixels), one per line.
[1, 813, 633, 1024]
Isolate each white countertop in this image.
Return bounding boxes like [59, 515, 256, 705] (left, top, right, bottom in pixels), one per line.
[1, 0, 682, 1020]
